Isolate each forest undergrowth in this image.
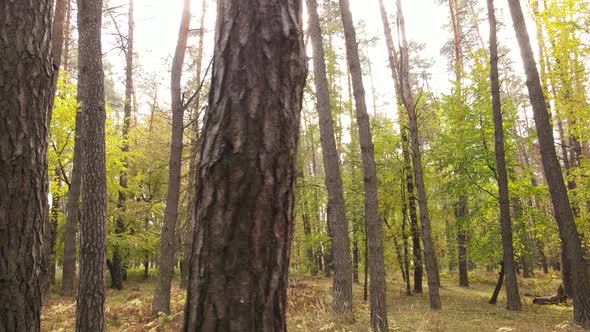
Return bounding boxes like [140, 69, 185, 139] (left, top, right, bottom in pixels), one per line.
[41, 269, 580, 331]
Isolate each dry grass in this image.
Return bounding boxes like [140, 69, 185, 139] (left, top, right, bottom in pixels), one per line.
[42, 269, 582, 331]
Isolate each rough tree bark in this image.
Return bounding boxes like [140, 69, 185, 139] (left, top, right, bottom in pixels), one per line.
[110, 0, 134, 291]
[488, 0, 522, 310]
[182, 0, 307, 330]
[0, 1, 52, 330]
[507, 0, 590, 327]
[152, 0, 191, 316]
[338, 0, 389, 329]
[306, 0, 353, 315]
[75, 0, 107, 329]
[377, 0, 422, 294]
[396, 0, 441, 310]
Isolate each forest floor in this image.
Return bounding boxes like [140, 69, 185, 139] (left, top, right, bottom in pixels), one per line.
[42, 269, 581, 331]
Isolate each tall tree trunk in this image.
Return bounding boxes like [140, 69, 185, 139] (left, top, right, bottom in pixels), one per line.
[0, 1, 52, 329]
[507, 0, 590, 326]
[396, 0, 441, 310]
[455, 197, 469, 287]
[182, 1, 307, 330]
[377, 0, 423, 294]
[42, 0, 69, 299]
[152, 0, 191, 316]
[488, 0, 522, 310]
[47, 0, 68, 125]
[59, 1, 77, 297]
[338, 0, 389, 329]
[306, 0, 353, 315]
[181, 0, 208, 290]
[110, 0, 135, 291]
[75, 0, 107, 329]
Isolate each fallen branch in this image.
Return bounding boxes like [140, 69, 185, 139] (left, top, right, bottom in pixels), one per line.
[532, 285, 566, 305]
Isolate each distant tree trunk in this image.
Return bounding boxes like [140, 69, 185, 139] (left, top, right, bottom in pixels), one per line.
[396, 0, 441, 310]
[300, 180, 318, 276]
[489, 262, 504, 305]
[59, 1, 77, 296]
[110, 0, 134, 291]
[488, 0, 522, 310]
[400, 188, 412, 295]
[377, 0, 423, 294]
[352, 221, 360, 283]
[152, 0, 191, 316]
[363, 227, 369, 302]
[182, 0, 307, 329]
[47, 0, 69, 124]
[61, 114, 82, 297]
[42, 0, 69, 300]
[180, 0, 207, 290]
[75, 0, 107, 329]
[0, 1, 52, 329]
[307, 0, 353, 315]
[339, 0, 389, 329]
[455, 197, 469, 287]
[49, 181, 61, 286]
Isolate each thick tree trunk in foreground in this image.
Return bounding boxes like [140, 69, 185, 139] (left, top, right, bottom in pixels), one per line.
[152, 0, 191, 316]
[182, 1, 307, 330]
[339, 0, 389, 329]
[396, 0, 441, 310]
[0, 1, 52, 329]
[507, 0, 590, 327]
[75, 0, 107, 330]
[306, 0, 353, 315]
[488, 0, 522, 310]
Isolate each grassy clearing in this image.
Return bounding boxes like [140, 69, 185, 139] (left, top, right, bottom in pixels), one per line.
[42, 269, 581, 331]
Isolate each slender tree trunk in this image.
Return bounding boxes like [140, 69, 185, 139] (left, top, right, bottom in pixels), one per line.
[75, 0, 107, 329]
[42, 0, 69, 300]
[489, 262, 505, 305]
[488, 0, 522, 310]
[396, 0, 441, 310]
[0, 1, 52, 329]
[59, 2, 76, 297]
[49, 180, 62, 286]
[47, 0, 68, 125]
[338, 0, 388, 329]
[307, 0, 353, 315]
[507, 0, 590, 326]
[110, 0, 134, 291]
[182, 1, 307, 329]
[455, 197, 469, 287]
[152, 0, 191, 316]
[61, 110, 82, 297]
[401, 184, 412, 295]
[377, 0, 423, 294]
[352, 221, 360, 283]
[181, 0, 207, 290]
